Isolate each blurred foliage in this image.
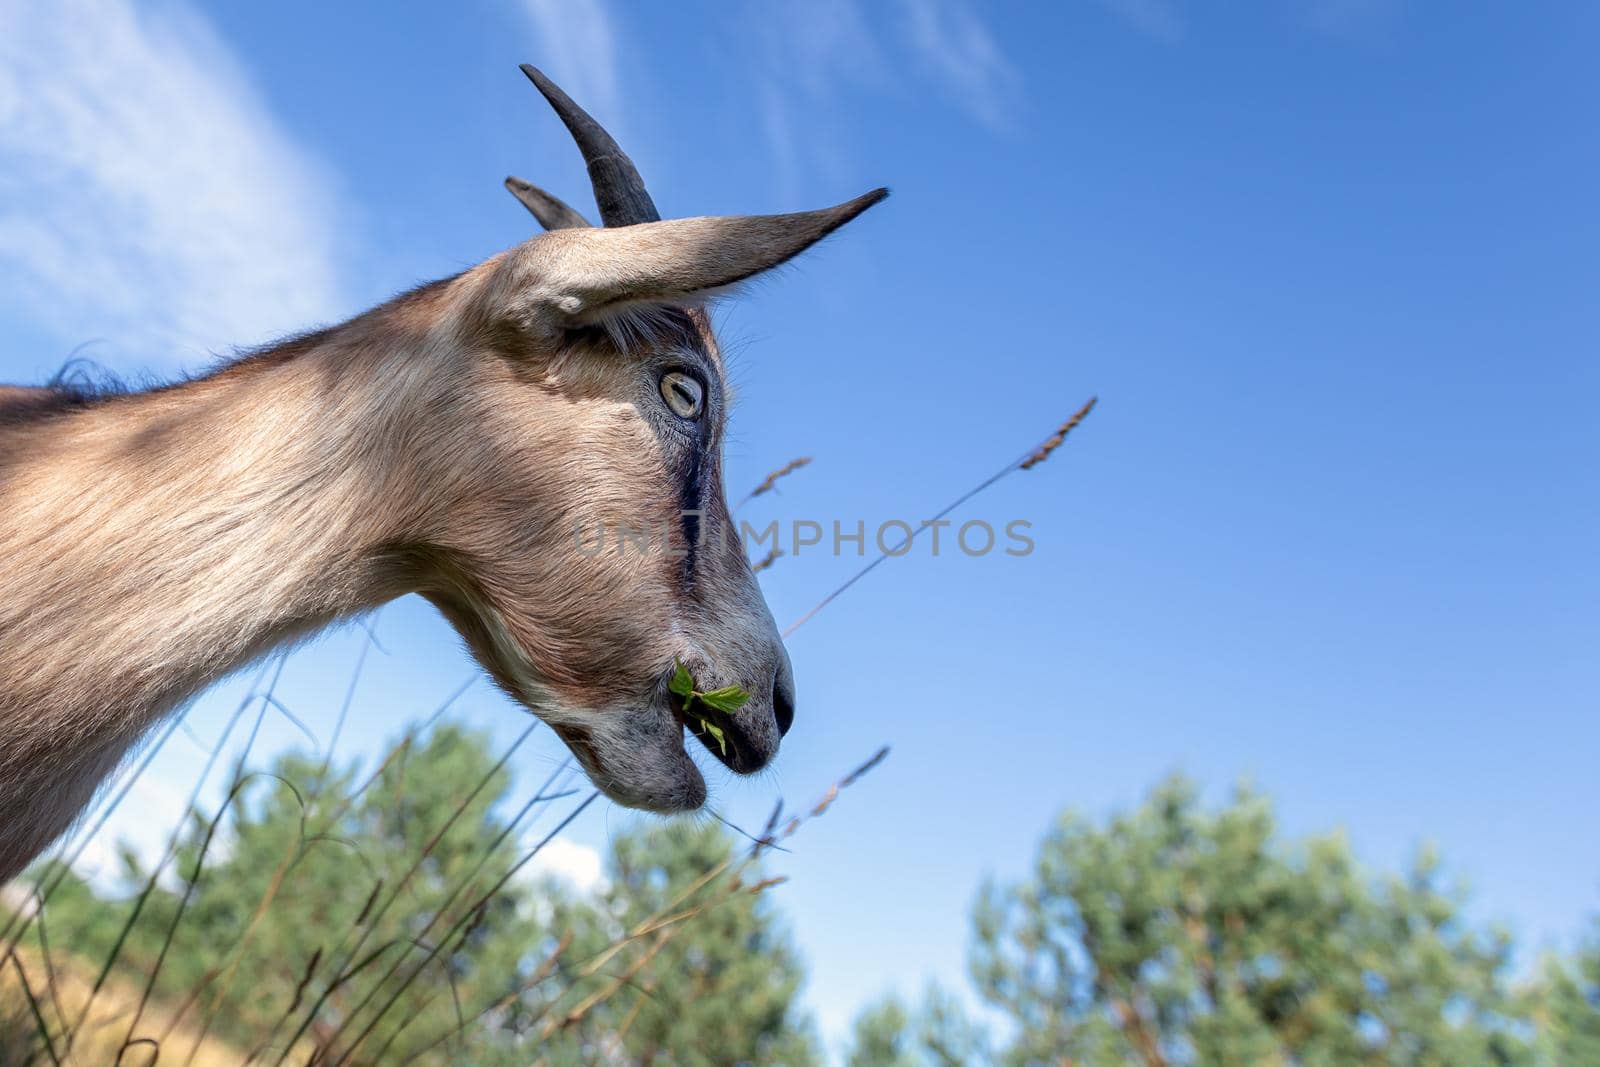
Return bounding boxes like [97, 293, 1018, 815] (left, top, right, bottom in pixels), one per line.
[23, 724, 549, 1063]
[2, 723, 815, 1065]
[848, 775, 1597, 1067]
[846, 985, 983, 1067]
[539, 819, 818, 1065]
[7, 735, 1599, 1067]
[1538, 917, 1600, 1064]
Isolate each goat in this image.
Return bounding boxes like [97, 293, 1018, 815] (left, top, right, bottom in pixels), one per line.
[0, 66, 886, 882]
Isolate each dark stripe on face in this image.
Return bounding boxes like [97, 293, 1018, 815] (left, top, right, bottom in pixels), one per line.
[677, 421, 709, 580]
[656, 309, 718, 585]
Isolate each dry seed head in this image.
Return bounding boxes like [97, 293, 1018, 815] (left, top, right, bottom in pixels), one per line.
[746, 456, 812, 500]
[1020, 396, 1099, 471]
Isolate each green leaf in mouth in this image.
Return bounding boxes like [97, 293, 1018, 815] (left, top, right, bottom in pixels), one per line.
[699, 719, 728, 756]
[696, 686, 752, 713]
[668, 660, 696, 700]
[670, 661, 750, 756]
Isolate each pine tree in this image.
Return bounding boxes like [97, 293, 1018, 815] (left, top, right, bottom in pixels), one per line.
[539, 818, 820, 1066]
[850, 776, 1538, 1067]
[1539, 918, 1600, 1064]
[14, 724, 821, 1065]
[847, 986, 984, 1067]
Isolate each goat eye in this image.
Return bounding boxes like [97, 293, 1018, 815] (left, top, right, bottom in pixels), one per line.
[660, 371, 704, 419]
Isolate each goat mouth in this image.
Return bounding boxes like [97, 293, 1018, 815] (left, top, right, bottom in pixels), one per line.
[669, 692, 772, 775]
[534, 686, 775, 813]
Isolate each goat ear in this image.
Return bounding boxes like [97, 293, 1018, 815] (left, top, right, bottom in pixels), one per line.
[505, 176, 592, 230]
[517, 188, 887, 327]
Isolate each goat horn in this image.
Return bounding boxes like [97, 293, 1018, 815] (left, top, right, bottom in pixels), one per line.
[504, 176, 592, 230]
[520, 64, 660, 227]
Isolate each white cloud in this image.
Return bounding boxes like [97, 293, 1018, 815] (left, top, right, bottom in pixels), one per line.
[1, 881, 38, 919]
[71, 766, 193, 891]
[1093, 1, 1400, 44]
[776, 0, 892, 99]
[897, 0, 1023, 129]
[745, 0, 1020, 194]
[1093, 0, 1186, 43]
[527, 835, 606, 893]
[0, 0, 346, 367]
[743, 2, 891, 194]
[518, 0, 623, 127]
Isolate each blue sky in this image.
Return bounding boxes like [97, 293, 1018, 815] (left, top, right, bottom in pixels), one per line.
[2, 0, 1597, 1054]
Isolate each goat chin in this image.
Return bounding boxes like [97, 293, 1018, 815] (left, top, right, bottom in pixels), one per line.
[474, 606, 706, 811]
[550, 711, 708, 813]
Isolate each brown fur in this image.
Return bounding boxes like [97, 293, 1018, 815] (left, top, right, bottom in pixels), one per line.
[0, 193, 885, 881]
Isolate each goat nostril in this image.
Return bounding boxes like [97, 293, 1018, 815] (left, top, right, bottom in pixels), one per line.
[772, 677, 795, 737]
